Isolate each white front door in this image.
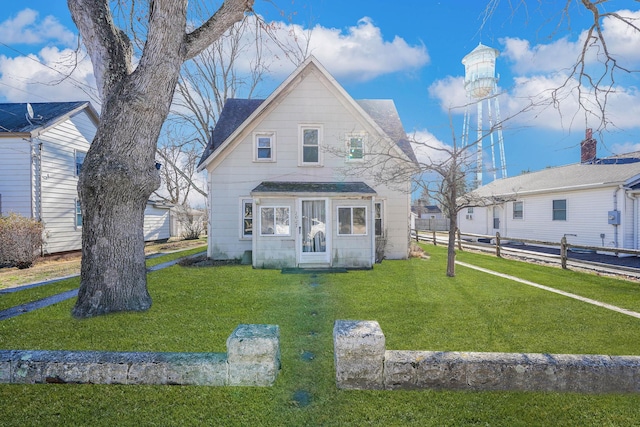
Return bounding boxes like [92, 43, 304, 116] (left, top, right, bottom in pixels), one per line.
[299, 199, 330, 265]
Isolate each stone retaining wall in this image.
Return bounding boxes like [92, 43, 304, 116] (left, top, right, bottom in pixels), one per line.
[334, 320, 640, 392]
[0, 324, 280, 386]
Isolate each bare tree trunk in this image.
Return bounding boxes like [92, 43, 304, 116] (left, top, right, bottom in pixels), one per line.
[446, 215, 457, 277]
[73, 75, 176, 318]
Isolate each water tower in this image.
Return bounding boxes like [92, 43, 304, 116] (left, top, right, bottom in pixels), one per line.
[461, 43, 506, 188]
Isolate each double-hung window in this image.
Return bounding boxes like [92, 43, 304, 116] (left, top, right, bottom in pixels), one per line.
[513, 201, 524, 219]
[300, 125, 322, 166]
[254, 132, 275, 161]
[241, 199, 253, 238]
[75, 199, 82, 228]
[374, 202, 383, 236]
[260, 206, 290, 236]
[552, 199, 567, 221]
[338, 206, 367, 235]
[346, 133, 365, 161]
[75, 150, 86, 176]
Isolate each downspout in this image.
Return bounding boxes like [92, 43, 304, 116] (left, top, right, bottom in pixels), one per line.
[625, 187, 637, 249]
[613, 185, 622, 249]
[30, 137, 43, 222]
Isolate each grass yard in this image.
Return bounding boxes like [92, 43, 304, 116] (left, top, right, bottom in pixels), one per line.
[2, 244, 640, 425]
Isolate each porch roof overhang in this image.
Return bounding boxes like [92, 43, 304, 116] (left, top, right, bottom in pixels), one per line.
[251, 181, 377, 197]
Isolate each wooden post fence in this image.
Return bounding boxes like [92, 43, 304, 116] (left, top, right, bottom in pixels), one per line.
[495, 232, 501, 258]
[560, 236, 568, 269]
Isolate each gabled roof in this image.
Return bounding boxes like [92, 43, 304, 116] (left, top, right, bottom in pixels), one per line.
[197, 56, 416, 169]
[0, 101, 97, 134]
[469, 162, 640, 198]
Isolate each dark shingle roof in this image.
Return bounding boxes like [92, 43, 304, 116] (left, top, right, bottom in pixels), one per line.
[0, 102, 89, 133]
[197, 98, 264, 167]
[252, 181, 376, 195]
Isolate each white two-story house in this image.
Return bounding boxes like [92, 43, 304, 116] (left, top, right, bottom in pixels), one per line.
[197, 56, 416, 269]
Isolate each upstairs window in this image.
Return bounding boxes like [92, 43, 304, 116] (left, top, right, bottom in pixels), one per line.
[300, 125, 322, 166]
[254, 132, 275, 161]
[338, 206, 367, 235]
[513, 201, 524, 219]
[553, 199, 567, 221]
[346, 133, 365, 161]
[75, 150, 86, 176]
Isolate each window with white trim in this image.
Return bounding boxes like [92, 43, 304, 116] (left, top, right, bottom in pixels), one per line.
[374, 202, 383, 236]
[552, 199, 567, 221]
[513, 201, 524, 219]
[300, 125, 322, 165]
[75, 199, 82, 228]
[254, 132, 275, 161]
[338, 206, 367, 235]
[241, 199, 253, 238]
[75, 150, 86, 176]
[260, 206, 290, 236]
[346, 133, 365, 161]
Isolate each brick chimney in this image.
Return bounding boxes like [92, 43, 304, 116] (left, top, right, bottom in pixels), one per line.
[581, 128, 597, 163]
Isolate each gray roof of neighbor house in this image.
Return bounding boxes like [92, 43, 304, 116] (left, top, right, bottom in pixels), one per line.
[469, 162, 640, 199]
[197, 97, 417, 167]
[0, 101, 92, 133]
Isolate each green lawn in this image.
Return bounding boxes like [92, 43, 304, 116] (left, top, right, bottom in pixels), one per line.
[2, 245, 640, 425]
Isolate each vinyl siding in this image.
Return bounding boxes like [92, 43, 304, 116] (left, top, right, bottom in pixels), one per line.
[0, 138, 32, 217]
[459, 186, 636, 249]
[207, 67, 411, 265]
[144, 204, 171, 241]
[38, 110, 95, 253]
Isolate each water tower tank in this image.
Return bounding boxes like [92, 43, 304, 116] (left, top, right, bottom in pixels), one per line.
[462, 43, 499, 99]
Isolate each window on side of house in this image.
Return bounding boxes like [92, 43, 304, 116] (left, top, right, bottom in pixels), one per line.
[254, 132, 275, 161]
[552, 199, 567, 221]
[241, 199, 253, 238]
[374, 202, 383, 236]
[300, 125, 322, 165]
[338, 206, 367, 235]
[75, 199, 82, 228]
[75, 150, 86, 176]
[346, 133, 365, 161]
[260, 206, 290, 236]
[513, 201, 524, 219]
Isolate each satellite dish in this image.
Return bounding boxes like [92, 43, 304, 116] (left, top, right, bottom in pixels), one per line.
[26, 103, 34, 119]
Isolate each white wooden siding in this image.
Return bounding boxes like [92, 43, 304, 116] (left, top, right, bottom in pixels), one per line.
[459, 186, 636, 249]
[38, 110, 95, 253]
[207, 68, 411, 265]
[144, 205, 171, 241]
[0, 138, 32, 217]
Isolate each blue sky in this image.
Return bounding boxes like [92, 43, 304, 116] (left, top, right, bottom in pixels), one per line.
[1, 1, 639, 184]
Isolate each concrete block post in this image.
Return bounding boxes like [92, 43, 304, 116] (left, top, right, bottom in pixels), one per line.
[226, 324, 280, 386]
[333, 320, 385, 389]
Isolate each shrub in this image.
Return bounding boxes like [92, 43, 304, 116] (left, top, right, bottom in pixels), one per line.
[0, 213, 45, 269]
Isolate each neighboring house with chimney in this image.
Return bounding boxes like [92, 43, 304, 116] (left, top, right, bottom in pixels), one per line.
[457, 129, 640, 251]
[0, 102, 171, 254]
[197, 56, 416, 269]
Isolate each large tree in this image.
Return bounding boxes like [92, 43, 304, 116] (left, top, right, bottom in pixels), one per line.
[69, 0, 253, 318]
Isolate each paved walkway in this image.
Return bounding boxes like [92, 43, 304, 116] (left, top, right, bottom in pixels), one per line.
[456, 260, 640, 319]
[0, 250, 205, 321]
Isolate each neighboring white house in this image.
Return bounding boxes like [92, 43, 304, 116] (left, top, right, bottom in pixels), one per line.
[197, 56, 416, 269]
[0, 102, 170, 254]
[458, 131, 640, 251]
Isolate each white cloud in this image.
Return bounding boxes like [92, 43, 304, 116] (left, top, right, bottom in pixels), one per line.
[410, 129, 452, 166]
[611, 142, 640, 155]
[0, 8, 75, 46]
[0, 46, 98, 104]
[427, 76, 469, 112]
[232, 16, 429, 83]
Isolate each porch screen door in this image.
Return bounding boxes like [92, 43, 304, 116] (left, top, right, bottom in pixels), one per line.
[301, 200, 326, 254]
